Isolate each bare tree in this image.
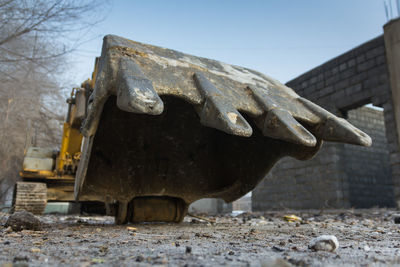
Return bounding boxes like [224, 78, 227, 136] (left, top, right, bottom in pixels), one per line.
[0, 0, 109, 204]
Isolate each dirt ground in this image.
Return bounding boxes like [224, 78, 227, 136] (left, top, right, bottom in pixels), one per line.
[0, 209, 400, 267]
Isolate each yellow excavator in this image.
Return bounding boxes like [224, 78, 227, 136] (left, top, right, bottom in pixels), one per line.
[13, 35, 372, 223]
[13, 75, 94, 214]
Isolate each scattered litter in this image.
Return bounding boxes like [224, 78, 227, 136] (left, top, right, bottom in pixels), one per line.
[30, 247, 41, 253]
[364, 245, 371, 252]
[309, 235, 339, 252]
[187, 213, 215, 223]
[127, 226, 138, 232]
[283, 215, 302, 222]
[185, 246, 192, 253]
[231, 210, 245, 217]
[92, 258, 105, 263]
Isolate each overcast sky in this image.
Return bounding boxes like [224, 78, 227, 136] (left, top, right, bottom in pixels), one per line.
[67, 0, 392, 87]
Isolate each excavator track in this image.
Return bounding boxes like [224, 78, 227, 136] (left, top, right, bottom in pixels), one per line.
[12, 182, 47, 215]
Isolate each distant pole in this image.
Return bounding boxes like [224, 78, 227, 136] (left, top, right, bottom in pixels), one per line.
[385, 0, 389, 21]
[390, 0, 394, 19]
[397, 0, 400, 17]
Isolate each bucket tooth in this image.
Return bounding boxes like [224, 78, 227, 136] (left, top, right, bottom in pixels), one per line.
[263, 109, 317, 146]
[193, 72, 252, 137]
[320, 116, 372, 146]
[298, 98, 372, 146]
[116, 58, 164, 115]
[248, 85, 316, 146]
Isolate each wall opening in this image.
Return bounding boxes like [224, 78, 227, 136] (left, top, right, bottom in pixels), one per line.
[341, 103, 395, 208]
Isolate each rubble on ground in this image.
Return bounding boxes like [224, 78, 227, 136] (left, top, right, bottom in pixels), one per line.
[0, 209, 399, 266]
[5, 210, 42, 231]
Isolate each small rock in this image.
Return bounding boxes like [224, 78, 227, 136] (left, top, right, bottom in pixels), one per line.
[308, 235, 339, 252]
[13, 255, 29, 262]
[4, 240, 10, 245]
[272, 246, 285, 252]
[228, 251, 235, 255]
[99, 245, 108, 253]
[178, 234, 190, 240]
[185, 246, 192, 253]
[136, 255, 144, 262]
[394, 214, 400, 224]
[364, 245, 370, 252]
[261, 258, 293, 267]
[6, 211, 42, 231]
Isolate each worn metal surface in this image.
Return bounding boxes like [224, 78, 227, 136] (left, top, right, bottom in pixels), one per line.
[75, 35, 372, 222]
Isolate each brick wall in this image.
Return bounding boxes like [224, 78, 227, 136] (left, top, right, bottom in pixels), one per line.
[252, 35, 399, 210]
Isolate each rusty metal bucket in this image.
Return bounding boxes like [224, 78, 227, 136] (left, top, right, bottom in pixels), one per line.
[74, 35, 371, 223]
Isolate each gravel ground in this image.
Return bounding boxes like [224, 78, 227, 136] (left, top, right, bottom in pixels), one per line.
[0, 209, 400, 266]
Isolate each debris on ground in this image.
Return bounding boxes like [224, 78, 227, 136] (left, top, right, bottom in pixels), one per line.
[5, 210, 42, 231]
[308, 235, 339, 252]
[261, 258, 293, 267]
[283, 214, 302, 222]
[0, 209, 399, 266]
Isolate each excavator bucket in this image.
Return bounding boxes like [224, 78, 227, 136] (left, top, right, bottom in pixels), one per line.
[75, 35, 372, 224]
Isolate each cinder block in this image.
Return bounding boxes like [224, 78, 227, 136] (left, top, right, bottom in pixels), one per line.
[348, 58, 356, 67]
[339, 63, 347, 72]
[350, 72, 368, 85]
[376, 54, 387, 65]
[357, 59, 376, 72]
[356, 54, 366, 64]
[366, 46, 385, 60]
[320, 86, 334, 96]
[339, 68, 357, 81]
[345, 83, 362, 95]
[334, 79, 350, 90]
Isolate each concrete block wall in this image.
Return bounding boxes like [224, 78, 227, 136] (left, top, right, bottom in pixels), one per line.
[252, 142, 347, 210]
[253, 34, 399, 210]
[287, 36, 390, 110]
